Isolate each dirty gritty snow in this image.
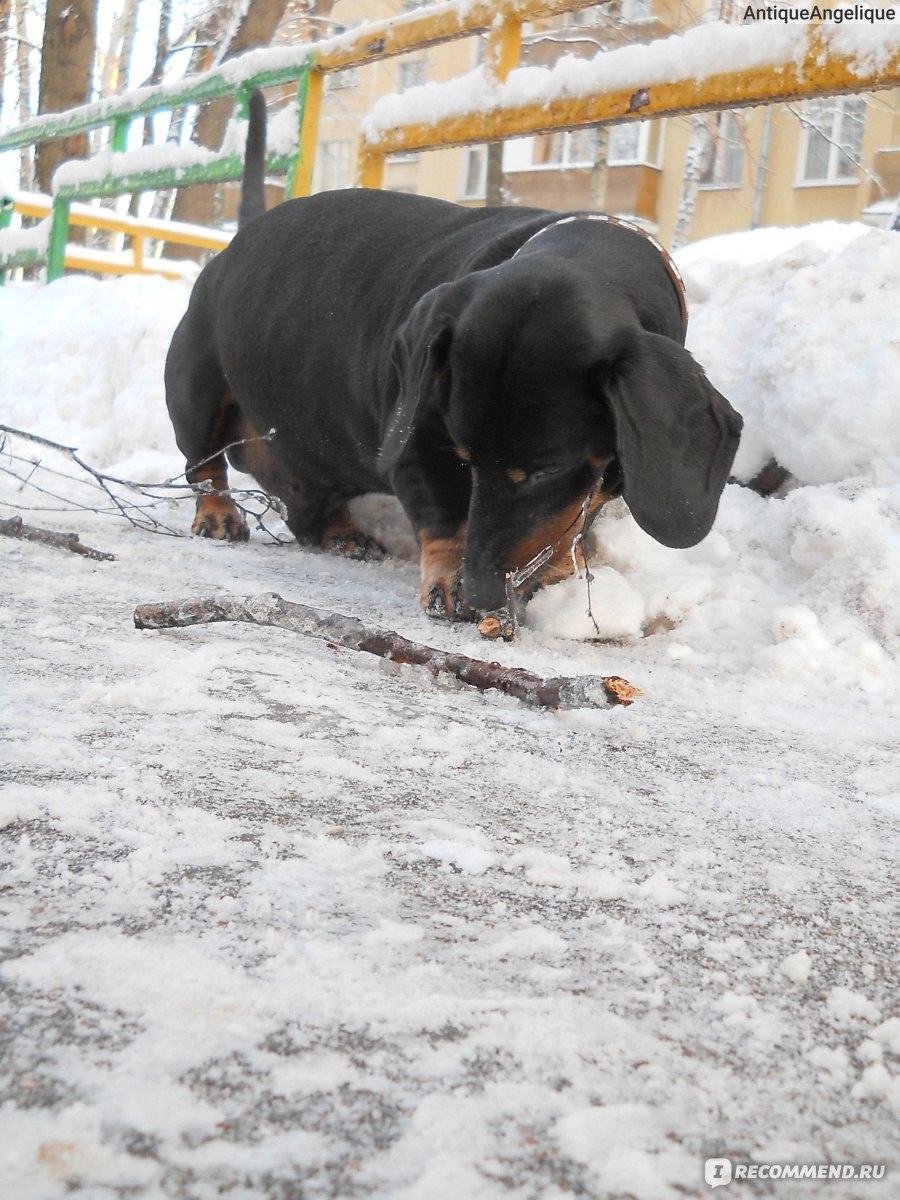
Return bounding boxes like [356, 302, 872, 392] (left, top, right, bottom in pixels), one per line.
[0, 221, 898, 1199]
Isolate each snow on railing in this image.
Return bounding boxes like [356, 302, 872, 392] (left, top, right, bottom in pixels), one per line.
[358, 21, 900, 181]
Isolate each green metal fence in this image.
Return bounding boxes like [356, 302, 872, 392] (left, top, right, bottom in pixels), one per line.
[0, 61, 316, 280]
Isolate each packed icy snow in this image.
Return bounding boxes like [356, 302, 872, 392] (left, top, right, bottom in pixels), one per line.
[1, 222, 898, 1198]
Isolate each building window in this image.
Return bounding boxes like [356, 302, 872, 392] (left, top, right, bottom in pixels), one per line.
[532, 129, 599, 168]
[326, 68, 358, 92]
[607, 119, 662, 167]
[460, 146, 488, 199]
[798, 97, 866, 184]
[699, 112, 744, 188]
[317, 141, 353, 191]
[399, 59, 428, 91]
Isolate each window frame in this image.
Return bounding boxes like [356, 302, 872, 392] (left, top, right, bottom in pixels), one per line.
[795, 96, 867, 188]
[697, 111, 745, 191]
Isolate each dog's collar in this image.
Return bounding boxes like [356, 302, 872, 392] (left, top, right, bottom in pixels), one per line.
[512, 212, 688, 335]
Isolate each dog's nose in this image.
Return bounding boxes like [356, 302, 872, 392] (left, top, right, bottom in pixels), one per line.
[462, 568, 509, 614]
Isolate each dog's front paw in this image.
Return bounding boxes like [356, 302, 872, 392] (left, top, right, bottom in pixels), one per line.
[424, 576, 471, 622]
[419, 528, 470, 622]
[192, 497, 250, 542]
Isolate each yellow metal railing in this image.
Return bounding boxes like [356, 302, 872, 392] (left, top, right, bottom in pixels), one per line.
[357, 21, 900, 187]
[5, 193, 230, 280]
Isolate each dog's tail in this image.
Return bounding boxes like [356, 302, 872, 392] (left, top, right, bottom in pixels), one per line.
[237, 89, 267, 228]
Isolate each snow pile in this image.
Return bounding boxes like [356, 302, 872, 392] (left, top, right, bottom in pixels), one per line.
[525, 225, 900, 699]
[677, 223, 900, 485]
[0, 273, 189, 477]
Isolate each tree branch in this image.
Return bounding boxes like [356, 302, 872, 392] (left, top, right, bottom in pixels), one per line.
[0, 422, 288, 541]
[134, 593, 643, 711]
[0, 514, 115, 560]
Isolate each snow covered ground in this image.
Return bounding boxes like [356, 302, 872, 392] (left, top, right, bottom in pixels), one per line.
[1, 222, 898, 1199]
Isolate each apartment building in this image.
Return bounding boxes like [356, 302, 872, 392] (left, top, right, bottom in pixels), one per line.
[297, 0, 900, 244]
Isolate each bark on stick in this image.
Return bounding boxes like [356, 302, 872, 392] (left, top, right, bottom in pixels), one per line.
[0, 515, 116, 561]
[133, 592, 641, 711]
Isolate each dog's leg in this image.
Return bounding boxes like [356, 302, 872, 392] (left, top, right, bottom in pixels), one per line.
[165, 326, 249, 542]
[419, 525, 470, 620]
[387, 452, 473, 621]
[188, 396, 250, 542]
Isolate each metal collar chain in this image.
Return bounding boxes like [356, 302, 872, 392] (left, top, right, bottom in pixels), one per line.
[512, 211, 688, 335]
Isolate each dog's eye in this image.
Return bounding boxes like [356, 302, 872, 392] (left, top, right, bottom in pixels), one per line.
[523, 466, 570, 486]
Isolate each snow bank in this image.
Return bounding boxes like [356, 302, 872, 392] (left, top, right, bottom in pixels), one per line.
[525, 224, 900, 699]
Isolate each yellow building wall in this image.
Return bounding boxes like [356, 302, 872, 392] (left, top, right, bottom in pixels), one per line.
[307, 1, 900, 247]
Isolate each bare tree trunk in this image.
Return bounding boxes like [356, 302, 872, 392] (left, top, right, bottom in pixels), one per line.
[0, 0, 11, 127]
[99, 0, 139, 97]
[485, 142, 504, 205]
[35, 0, 97, 201]
[168, 0, 290, 254]
[14, 0, 34, 187]
[670, 0, 736, 250]
[670, 112, 713, 250]
[129, 0, 171, 218]
[587, 126, 609, 212]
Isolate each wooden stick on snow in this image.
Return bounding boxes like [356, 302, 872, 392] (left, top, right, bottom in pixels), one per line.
[133, 592, 642, 711]
[0, 515, 116, 561]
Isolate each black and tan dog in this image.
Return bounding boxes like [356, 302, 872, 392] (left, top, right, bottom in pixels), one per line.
[165, 93, 742, 627]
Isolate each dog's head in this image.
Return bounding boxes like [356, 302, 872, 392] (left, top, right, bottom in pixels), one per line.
[383, 258, 742, 613]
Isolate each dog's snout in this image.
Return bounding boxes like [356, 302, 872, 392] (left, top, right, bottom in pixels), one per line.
[463, 571, 510, 614]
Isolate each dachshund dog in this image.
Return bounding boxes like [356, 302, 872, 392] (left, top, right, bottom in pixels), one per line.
[165, 93, 742, 628]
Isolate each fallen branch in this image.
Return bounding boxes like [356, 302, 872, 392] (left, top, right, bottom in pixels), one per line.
[0, 514, 116, 561]
[133, 593, 642, 711]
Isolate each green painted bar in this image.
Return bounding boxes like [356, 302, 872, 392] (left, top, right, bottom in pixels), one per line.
[0, 196, 15, 285]
[47, 197, 71, 281]
[54, 152, 295, 204]
[0, 61, 315, 152]
[3, 58, 310, 282]
[111, 116, 131, 153]
[0, 247, 46, 275]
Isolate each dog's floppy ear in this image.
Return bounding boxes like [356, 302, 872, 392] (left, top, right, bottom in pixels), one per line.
[603, 331, 743, 549]
[381, 281, 463, 470]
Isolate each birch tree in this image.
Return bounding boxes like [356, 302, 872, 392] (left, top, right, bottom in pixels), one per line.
[13, 0, 34, 186]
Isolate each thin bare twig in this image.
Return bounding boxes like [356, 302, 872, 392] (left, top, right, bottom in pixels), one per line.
[0, 422, 288, 541]
[134, 592, 643, 711]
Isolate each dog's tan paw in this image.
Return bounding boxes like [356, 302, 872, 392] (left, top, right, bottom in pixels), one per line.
[424, 576, 471, 622]
[324, 530, 386, 561]
[319, 505, 386, 561]
[192, 497, 250, 542]
[419, 527, 472, 622]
